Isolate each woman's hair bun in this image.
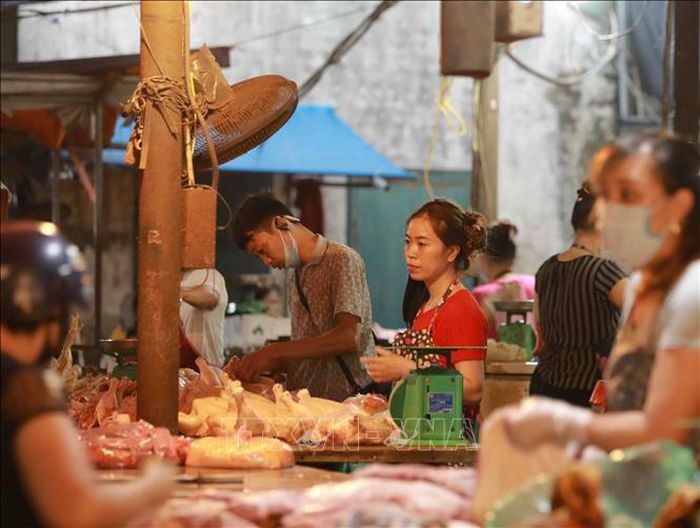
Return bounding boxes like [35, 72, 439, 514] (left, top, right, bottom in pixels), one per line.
[463, 209, 487, 253]
[571, 179, 597, 231]
[485, 220, 518, 262]
[576, 180, 594, 202]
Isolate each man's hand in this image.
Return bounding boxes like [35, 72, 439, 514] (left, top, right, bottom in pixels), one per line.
[361, 347, 416, 383]
[501, 397, 592, 448]
[234, 345, 282, 382]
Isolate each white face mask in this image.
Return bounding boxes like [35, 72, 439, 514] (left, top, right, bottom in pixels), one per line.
[602, 202, 665, 271]
[278, 229, 301, 269]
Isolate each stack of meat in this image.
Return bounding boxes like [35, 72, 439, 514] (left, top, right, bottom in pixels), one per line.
[51, 318, 138, 428]
[177, 359, 398, 447]
[79, 420, 190, 469]
[68, 375, 137, 428]
[127, 463, 479, 527]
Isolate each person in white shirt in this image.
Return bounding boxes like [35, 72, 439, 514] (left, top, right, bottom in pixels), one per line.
[180, 268, 228, 367]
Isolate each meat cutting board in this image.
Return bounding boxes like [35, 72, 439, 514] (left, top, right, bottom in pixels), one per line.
[293, 444, 478, 466]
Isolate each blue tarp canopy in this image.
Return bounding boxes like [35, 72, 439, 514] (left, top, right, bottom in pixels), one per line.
[105, 104, 410, 179]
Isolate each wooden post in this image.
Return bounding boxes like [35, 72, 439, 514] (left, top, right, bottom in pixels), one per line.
[137, 0, 185, 431]
[93, 103, 104, 341]
[671, 0, 699, 143]
[471, 64, 499, 221]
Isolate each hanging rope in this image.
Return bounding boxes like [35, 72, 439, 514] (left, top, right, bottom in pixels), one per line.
[422, 77, 469, 199]
[121, 75, 207, 170]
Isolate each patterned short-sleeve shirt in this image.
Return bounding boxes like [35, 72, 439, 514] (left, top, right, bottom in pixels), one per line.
[285, 236, 375, 401]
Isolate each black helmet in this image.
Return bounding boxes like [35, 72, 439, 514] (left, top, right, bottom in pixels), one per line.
[1, 221, 87, 331]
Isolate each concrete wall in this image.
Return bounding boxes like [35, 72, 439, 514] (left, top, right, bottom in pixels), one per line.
[497, 2, 618, 273]
[18, 0, 620, 276]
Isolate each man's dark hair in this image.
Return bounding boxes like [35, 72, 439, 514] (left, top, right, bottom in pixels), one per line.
[231, 194, 292, 250]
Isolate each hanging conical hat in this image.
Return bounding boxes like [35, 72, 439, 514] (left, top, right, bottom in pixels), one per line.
[193, 75, 298, 169]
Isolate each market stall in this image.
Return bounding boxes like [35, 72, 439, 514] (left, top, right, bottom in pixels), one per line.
[3, 1, 698, 527]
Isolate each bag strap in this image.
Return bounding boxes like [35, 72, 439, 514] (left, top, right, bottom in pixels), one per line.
[294, 269, 363, 394]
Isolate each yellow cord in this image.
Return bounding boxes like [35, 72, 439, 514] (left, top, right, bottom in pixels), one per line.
[423, 77, 470, 200]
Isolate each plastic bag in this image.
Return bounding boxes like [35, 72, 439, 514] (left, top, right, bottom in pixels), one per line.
[190, 45, 231, 110]
[485, 442, 697, 527]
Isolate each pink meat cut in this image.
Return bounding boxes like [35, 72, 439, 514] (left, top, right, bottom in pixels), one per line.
[126, 495, 258, 528]
[353, 463, 478, 498]
[79, 420, 190, 469]
[282, 477, 473, 527]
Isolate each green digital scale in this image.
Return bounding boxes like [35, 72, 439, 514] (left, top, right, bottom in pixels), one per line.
[387, 346, 485, 447]
[494, 300, 536, 359]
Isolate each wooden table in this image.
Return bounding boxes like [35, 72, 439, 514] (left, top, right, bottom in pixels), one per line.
[96, 465, 348, 494]
[293, 444, 478, 465]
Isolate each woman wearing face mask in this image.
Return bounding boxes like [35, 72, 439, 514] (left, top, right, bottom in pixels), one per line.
[470, 221, 535, 341]
[496, 133, 700, 454]
[529, 180, 628, 407]
[362, 199, 488, 421]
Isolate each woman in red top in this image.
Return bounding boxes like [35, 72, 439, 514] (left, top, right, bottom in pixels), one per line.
[363, 199, 488, 414]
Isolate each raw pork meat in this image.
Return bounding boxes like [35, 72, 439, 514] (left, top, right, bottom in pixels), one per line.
[186, 436, 295, 469]
[127, 489, 303, 528]
[126, 495, 258, 528]
[354, 464, 478, 498]
[79, 420, 190, 469]
[282, 477, 473, 527]
[94, 377, 137, 426]
[68, 374, 112, 429]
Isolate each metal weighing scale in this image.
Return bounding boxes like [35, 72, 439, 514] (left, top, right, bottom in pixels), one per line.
[73, 339, 138, 380]
[387, 346, 485, 447]
[493, 300, 537, 359]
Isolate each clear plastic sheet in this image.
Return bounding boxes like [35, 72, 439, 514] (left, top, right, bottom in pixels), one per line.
[485, 442, 697, 527]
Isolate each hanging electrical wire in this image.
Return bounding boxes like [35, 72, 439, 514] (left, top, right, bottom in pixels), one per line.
[17, 2, 375, 58]
[568, 0, 651, 41]
[231, 6, 374, 49]
[16, 1, 138, 20]
[299, 0, 399, 99]
[660, 0, 672, 129]
[471, 78, 495, 218]
[422, 77, 469, 199]
[502, 8, 620, 88]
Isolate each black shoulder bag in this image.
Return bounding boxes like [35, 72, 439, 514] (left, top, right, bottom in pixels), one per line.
[293, 270, 392, 396]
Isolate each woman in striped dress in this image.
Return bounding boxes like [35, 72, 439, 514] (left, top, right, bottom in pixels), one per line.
[530, 181, 628, 407]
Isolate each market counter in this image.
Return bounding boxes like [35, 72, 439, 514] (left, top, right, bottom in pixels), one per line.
[96, 465, 348, 494]
[293, 444, 478, 465]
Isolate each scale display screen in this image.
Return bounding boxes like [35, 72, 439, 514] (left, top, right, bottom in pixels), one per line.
[428, 392, 454, 414]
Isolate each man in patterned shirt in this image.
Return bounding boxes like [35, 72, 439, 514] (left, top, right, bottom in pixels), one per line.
[226, 194, 374, 401]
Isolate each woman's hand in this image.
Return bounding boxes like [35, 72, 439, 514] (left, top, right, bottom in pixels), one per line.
[501, 397, 592, 448]
[362, 347, 416, 383]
